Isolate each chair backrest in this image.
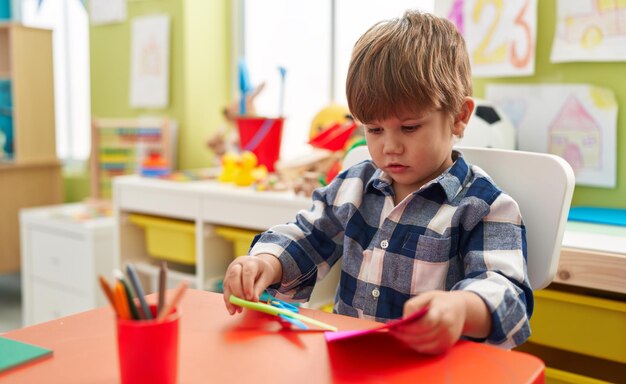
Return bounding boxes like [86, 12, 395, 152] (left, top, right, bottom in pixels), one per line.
[342, 145, 371, 169]
[342, 145, 575, 290]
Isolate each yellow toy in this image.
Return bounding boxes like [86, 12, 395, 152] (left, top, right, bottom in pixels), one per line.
[234, 151, 257, 186]
[218, 152, 239, 183]
[218, 151, 266, 187]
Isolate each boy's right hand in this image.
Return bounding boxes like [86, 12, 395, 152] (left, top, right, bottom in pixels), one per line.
[222, 253, 282, 315]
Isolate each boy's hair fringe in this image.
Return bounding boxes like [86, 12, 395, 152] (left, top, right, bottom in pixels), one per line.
[346, 10, 472, 123]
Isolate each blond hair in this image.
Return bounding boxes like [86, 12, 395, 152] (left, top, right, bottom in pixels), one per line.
[346, 10, 472, 123]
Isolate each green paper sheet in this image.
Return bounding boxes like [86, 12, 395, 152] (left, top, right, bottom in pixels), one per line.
[0, 337, 53, 372]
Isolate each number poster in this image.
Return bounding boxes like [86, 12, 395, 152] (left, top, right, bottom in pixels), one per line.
[437, 0, 538, 78]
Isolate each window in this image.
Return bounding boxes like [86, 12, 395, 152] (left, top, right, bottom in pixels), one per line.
[21, 0, 91, 162]
[239, 0, 434, 159]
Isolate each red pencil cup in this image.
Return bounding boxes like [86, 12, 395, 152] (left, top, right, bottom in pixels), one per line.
[236, 117, 284, 172]
[116, 305, 179, 384]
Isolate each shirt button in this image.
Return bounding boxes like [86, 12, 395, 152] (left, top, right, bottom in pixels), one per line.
[380, 240, 389, 249]
[372, 289, 380, 298]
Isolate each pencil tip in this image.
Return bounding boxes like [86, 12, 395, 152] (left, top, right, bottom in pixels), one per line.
[113, 269, 124, 280]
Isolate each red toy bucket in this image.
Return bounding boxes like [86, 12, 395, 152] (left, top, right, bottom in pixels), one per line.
[236, 117, 283, 172]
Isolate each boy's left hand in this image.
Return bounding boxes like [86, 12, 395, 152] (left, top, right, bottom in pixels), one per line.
[389, 290, 489, 355]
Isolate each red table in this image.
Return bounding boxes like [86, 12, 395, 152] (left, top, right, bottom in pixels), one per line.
[1, 290, 544, 383]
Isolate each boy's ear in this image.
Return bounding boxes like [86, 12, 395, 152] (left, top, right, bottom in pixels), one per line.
[452, 97, 475, 136]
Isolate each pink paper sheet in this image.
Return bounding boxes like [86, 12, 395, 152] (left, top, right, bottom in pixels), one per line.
[325, 307, 428, 342]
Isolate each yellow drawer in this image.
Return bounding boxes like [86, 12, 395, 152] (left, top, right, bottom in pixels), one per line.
[129, 214, 196, 265]
[530, 289, 626, 363]
[545, 367, 612, 384]
[214, 226, 259, 257]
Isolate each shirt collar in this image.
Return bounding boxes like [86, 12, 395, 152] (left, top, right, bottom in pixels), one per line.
[366, 150, 470, 202]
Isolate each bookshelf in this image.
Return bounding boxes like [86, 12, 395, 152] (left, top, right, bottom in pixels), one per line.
[0, 23, 61, 273]
[0, 23, 56, 163]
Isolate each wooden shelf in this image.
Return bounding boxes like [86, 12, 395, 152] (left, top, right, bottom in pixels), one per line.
[0, 24, 56, 163]
[555, 247, 626, 294]
[1, 161, 62, 273]
[0, 24, 60, 273]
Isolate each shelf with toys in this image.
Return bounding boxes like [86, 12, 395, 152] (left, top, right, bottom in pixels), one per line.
[112, 173, 350, 309]
[116, 64, 362, 309]
[114, 101, 363, 310]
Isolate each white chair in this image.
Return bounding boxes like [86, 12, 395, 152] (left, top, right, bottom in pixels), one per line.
[342, 145, 575, 290]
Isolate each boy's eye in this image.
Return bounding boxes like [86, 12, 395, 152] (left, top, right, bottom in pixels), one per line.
[401, 125, 421, 132]
[366, 127, 382, 134]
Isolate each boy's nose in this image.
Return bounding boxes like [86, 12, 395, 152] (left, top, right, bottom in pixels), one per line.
[383, 138, 404, 154]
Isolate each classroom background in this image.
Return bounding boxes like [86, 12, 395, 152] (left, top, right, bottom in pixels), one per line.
[0, 1, 624, 383]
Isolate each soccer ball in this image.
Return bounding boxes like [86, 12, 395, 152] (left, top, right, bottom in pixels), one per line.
[458, 99, 516, 150]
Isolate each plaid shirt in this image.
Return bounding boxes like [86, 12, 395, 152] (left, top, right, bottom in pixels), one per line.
[250, 150, 533, 348]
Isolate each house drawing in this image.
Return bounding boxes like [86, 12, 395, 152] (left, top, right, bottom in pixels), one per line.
[548, 95, 601, 172]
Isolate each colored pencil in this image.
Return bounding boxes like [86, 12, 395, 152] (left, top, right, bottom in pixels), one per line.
[229, 295, 338, 331]
[126, 264, 152, 319]
[157, 261, 167, 315]
[114, 269, 140, 320]
[157, 280, 188, 321]
[98, 275, 118, 316]
[113, 281, 131, 320]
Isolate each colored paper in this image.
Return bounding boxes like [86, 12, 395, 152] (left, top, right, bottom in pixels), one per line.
[568, 207, 626, 227]
[89, 0, 127, 26]
[0, 337, 53, 372]
[229, 295, 337, 332]
[486, 84, 617, 188]
[563, 221, 626, 255]
[551, 0, 626, 62]
[436, 0, 538, 78]
[325, 307, 428, 342]
[129, 15, 171, 108]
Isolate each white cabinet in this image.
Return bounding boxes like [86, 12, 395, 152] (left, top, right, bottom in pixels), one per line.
[20, 203, 115, 326]
[113, 175, 341, 309]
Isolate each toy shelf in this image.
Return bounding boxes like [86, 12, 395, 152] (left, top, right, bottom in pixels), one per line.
[112, 175, 342, 310]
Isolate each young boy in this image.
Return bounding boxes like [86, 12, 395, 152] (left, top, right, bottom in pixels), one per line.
[222, 10, 532, 355]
